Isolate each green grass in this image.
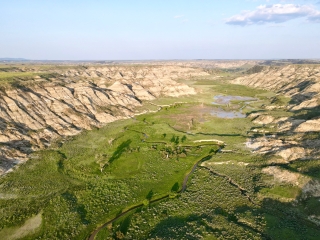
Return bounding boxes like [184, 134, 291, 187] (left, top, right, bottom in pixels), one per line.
[0, 105, 221, 239]
[260, 185, 301, 199]
[0, 72, 38, 79]
[97, 166, 320, 240]
[289, 159, 320, 179]
[0, 73, 319, 240]
[211, 82, 268, 98]
[0, 72, 40, 87]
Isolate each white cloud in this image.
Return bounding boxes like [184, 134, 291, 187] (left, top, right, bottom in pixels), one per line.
[226, 4, 320, 25]
[174, 15, 184, 19]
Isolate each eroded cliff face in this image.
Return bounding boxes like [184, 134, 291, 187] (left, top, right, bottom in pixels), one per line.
[232, 65, 320, 102]
[233, 65, 320, 163]
[0, 65, 208, 175]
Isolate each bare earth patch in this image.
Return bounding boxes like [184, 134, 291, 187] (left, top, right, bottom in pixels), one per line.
[276, 147, 307, 161]
[165, 104, 211, 131]
[302, 180, 320, 198]
[295, 118, 320, 132]
[253, 115, 274, 125]
[202, 161, 249, 167]
[0, 212, 42, 240]
[262, 166, 308, 186]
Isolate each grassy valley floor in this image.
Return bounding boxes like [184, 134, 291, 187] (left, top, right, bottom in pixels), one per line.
[0, 76, 319, 239]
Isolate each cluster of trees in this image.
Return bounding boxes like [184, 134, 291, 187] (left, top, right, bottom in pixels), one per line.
[163, 134, 187, 144]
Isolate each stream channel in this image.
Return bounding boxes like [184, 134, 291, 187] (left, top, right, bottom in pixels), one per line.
[89, 95, 256, 239]
[88, 154, 213, 240]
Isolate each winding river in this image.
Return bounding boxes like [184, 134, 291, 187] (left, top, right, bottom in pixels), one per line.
[88, 96, 256, 239]
[88, 154, 214, 240]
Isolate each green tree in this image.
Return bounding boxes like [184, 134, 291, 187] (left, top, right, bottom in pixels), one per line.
[146, 190, 153, 200]
[171, 182, 179, 192]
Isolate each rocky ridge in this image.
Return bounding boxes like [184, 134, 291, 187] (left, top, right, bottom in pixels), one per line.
[0, 65, 208, 175]
[233, 64, 320, 208]
[233, 64, 320, 162]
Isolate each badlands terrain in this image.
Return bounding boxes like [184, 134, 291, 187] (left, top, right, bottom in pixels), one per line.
[0, 64, 204, 174]
[0, 60, 319, 239]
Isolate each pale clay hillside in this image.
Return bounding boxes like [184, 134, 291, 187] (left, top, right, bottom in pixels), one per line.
[233, 65, 320, 202]
[233, 65, 320, 157]
[0, 65, 206, 175]
[2, 63, 320, 175]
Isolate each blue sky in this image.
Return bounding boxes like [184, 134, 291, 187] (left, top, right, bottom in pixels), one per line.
[1, 0, 319, 60]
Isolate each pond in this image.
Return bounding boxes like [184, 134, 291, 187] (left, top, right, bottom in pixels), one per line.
[210, 95, 257, 119]
[210, 108, 246, 118]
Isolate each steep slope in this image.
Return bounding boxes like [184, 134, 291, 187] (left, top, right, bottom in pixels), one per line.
[232, 65, 320, 103]
[0, 65, 208, 175]
[233, 64, 320, 162]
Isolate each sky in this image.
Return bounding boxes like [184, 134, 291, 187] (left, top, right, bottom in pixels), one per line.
[0, 0, 320, 60]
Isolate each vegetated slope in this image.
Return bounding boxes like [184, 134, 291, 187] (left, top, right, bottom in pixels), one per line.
[0, 65, 208, 175]
[232, 64, 320, 158]
[232, 64, 320, 226]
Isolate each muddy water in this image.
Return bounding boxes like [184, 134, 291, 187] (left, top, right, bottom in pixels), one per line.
[210, 95, 257, 119]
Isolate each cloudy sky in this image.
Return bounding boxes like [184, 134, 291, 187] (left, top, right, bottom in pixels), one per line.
[1, 0, 319, 60]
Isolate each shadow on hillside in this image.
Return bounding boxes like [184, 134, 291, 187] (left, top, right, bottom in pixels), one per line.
[144, 195, 320, 240]
[291, 105, 320, 120]
[289, 91, 318, 105]
[0, 116, 32, 134]
[259, 196, 320, 240]
[284, 81, 316, 100]
[0, 156, 19, 173]
[0, 140, 34, 173]
[147, 214, 214, 239]
[0, 117, 36, 159]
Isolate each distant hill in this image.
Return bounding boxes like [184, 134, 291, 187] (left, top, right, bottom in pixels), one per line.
[0, 58, 29, 62]
[261, 59, 320, 66]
